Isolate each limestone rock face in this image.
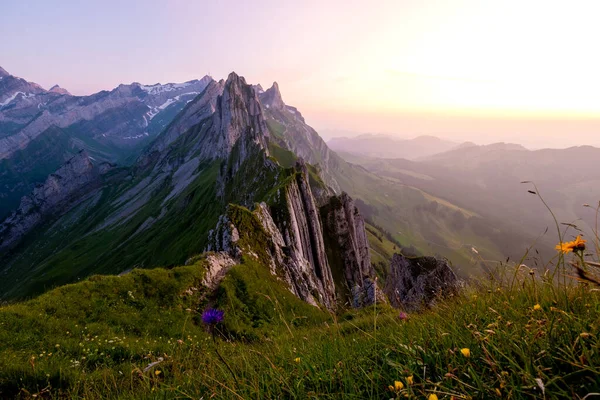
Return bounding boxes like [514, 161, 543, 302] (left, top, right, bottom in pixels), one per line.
[0, 150, 104, 251]
[260, 82, 286, 111]
[321, 192, 384, 307]
[384, 254, 460, 310]
[206, 164, 337, 310]
[206, 160, 381, 312]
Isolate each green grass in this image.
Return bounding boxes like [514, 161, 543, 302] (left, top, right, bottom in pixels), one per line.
[0, 254, 598, 398]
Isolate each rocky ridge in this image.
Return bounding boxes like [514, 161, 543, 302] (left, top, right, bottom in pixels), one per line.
[0, 70, 461, 314]
[206, 159, 383, 311]
[0, 66, 213, 160]
[0, 150, 107, 251]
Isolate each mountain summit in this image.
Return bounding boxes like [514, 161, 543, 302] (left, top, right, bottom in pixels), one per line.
[0, 66, 9, 78]
[261, 82, 285, 110]
[49, 84, 71, 95]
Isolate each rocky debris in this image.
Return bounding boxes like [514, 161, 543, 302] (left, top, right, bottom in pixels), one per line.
[0, 150, 103, 251]
[384, 254, 460, 310]
[321, 192, 385, 307]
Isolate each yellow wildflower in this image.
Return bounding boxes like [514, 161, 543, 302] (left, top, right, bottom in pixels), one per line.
[556, 235, 586, 253]
[155, 370, 162, 376]
[533, 304, 542, 311]
[294, 357, 301, 363]
[407, 375, 414, 385]
[394, 381, 404, 391]
[460, 348, 471, 357]
[571, 235, 586, 251]
[429, 394, 439, 400]
[555, 242, 573, 254]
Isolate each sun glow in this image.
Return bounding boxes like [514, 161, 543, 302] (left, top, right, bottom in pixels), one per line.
[298, 0, 600, 118]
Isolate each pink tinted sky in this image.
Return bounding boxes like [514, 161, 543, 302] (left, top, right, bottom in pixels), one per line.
[2, 0, 599, 148]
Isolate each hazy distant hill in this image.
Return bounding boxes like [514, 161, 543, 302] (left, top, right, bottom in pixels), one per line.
[327, 134, 459, 159]
[340, 143, 600, 255]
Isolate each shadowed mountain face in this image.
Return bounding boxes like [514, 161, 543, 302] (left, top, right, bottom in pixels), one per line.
[0, 72, 382, 311]
[327, 134, 459, 159]
[0, 66, 212, 219]
[0, 69, 563, 304]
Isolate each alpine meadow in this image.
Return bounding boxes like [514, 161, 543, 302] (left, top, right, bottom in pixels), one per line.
[1, 1, 599, 399]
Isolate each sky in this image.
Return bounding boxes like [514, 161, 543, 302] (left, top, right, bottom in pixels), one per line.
[2, 0, 600, 148]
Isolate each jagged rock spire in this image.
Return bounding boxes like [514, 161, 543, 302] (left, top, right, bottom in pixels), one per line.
[260, 81, 285, 110]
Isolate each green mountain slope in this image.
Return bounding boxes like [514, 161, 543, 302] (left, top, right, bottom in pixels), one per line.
[258, 85, 530, 276]
[0, 256, 597, 398]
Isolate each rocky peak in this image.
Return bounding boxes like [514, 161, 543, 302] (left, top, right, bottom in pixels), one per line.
[384, 254, 460, 310]
[49, 84, 71, 95]
[0, 66, 9, 78]
[213, 72, 270, 158]
[260, 81, 285, 110]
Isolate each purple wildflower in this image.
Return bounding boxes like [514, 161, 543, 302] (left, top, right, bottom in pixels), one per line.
[202, 308, 224, 325]
[398, 311, 409, 320]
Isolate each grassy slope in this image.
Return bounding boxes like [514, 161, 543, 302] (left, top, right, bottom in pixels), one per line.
[0, 258, 597, 399]
[265, 111, 512, 277]
[0, 126, 79, 220]
[0, 162, 223, 300]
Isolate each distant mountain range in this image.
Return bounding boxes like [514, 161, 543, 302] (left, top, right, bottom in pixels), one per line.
[327, 134, 460, 159]
[0, 66, 211, 219]
[340, 142, 600, 258]
[0, 67, 564, 302]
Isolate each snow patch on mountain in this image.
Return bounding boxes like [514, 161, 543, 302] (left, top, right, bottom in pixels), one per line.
[0, 91, 34, 107]
[139, 82, 194, 95]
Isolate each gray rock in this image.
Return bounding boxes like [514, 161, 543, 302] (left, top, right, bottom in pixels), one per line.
[384, 254, 460, 310]
[321, 192, 385, 307]
[0, 67, 213, 160]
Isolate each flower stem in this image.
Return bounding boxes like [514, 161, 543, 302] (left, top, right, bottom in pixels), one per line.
[212, 330, 239, 386]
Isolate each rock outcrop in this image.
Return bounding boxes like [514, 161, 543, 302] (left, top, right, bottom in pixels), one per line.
[207, 161, 337, 310]
[384, 254, 460, 310]
[321, 192, 384, 307]
[206, 160, 380, 311]
[0, 150, 105, 251]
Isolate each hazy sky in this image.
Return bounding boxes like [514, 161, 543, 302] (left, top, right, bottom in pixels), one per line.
[2, 0, 600, 147]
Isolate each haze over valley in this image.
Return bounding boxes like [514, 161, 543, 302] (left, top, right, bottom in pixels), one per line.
[1, 1, 599, 398]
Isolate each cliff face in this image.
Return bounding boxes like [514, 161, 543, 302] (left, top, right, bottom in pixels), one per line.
[320, 192, 385, 307]
[0, 71, 381, 312]
[384, 254, 460, 310]
[0, 150, 106, 251]
[207, 160, 379, 311]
